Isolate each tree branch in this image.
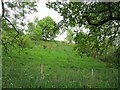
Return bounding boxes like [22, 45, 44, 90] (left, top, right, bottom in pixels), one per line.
[1, 0, 4, 17]
[112, 2, 120, 10]
[88, 9, 108, 14]
[108, 2, 112, 17]
[82, 15, 120, 26]
[1, 1, 19, 42]
[82, 2, 120, 26]
[4, 17, 19, 35]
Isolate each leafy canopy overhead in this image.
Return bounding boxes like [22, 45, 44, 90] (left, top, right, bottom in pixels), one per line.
[46, 1, 120, 55]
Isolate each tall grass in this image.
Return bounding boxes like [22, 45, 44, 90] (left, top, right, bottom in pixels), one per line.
[2, 40, 118, 88]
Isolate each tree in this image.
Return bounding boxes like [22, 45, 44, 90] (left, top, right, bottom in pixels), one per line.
[1, 1, 37, 30]
[2, 19, 24, 52]
[46, 1, 120, 54]
[1, 1, 38, 51]
[38, 16, 59, 40]
[65, 28, 74, 43]
[27, 20, 42, 40]
[27, 16, 59, 41]
[46, 1, 120, 67]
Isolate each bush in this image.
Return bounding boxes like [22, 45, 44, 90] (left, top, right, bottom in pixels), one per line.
[111, 47, 120, 68]
[17, 35, 33, 48]
[96, 45, 119, 68]
[100, 46, 120, 68]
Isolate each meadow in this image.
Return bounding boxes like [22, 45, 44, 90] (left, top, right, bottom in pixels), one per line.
[2, 40, 118, 88]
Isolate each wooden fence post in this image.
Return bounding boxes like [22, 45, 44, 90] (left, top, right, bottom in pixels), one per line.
[40, 64, 43, 80]
[91, 68, 94, 88]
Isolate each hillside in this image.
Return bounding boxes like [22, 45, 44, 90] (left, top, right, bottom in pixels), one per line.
[2, 40, 118, 88]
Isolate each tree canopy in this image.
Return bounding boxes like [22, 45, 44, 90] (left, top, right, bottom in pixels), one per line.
[37, 16, 59, 40]
[46, 1, 120, 55]
[27, 18, 42, 40]
[27, 16, 59, 41]
[46, 1, 120, 67]
[65, 27, 74, 43]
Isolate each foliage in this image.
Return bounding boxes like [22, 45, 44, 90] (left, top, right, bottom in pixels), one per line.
[46, 2, 120, 52]
[2, 19, 33, 52]
[2, 19, 22, 52]
[113, 46, 120, 67]
[46, 1, 120, 66]
[1, 1, 38, 52]
[27, 21, 42, 40]
[74, 31, 92, 56]
[65, 28, 74, 43]
[38, 16, 59, 40]
[104, 46, 120, 68]
[2, 1, 37, 30]
[18, 34, 34, 48]
[27, 16, 59, 41]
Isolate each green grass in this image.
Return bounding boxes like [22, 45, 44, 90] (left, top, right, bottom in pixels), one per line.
[2, 40, 118, 88]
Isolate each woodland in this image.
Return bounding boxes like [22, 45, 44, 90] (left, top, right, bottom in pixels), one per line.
[1, 1, 120, 88]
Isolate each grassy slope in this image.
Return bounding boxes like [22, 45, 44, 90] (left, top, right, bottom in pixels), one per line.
[2, 40, 118, 88]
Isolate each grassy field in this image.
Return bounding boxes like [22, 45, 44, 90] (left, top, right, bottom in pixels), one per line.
[2, 40, 118, 88]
